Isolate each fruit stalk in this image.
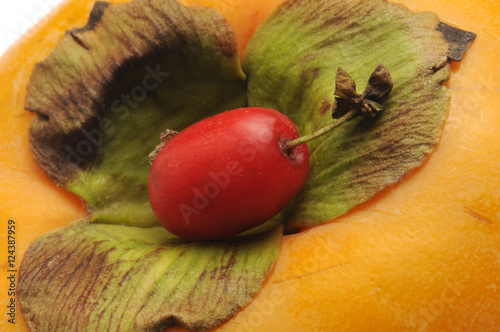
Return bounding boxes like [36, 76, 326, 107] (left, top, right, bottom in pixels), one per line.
[283, 109, 358, 150]
[284, 65, 394, 151]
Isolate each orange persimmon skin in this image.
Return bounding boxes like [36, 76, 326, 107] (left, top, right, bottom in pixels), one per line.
[0, 0, 499, 331]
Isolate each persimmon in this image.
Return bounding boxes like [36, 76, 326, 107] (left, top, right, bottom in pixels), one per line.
[0, 0, 498, 331]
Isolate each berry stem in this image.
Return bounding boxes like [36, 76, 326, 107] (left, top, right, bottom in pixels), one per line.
[284, 109, 358, 150]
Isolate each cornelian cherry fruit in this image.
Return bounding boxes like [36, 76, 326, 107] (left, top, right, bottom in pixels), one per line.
[148, 107, 310, 240]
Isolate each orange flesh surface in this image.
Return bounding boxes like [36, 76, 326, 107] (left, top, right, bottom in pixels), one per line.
[0, 0, 499, 331]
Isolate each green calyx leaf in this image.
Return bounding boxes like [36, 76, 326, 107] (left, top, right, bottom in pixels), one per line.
[26, 0, 247, 227]
[242, 0, 457, 229]
[19, 221, 282, 331]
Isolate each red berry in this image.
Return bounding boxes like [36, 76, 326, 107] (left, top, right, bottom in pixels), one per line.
[148, 107, 310, 240]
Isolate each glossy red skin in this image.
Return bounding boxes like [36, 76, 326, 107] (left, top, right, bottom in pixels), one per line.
[148, 107, 310, 240]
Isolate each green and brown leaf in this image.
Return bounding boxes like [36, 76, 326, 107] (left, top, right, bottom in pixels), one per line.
[19, 0, 475, 330]
[19, 221, 282, 331]
[26, 0, 247, 227]
[243, 0, 474, 229]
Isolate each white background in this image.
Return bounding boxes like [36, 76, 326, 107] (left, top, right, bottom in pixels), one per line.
[0, 0, 65, 57]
